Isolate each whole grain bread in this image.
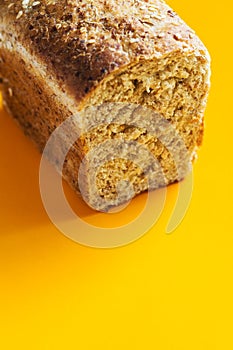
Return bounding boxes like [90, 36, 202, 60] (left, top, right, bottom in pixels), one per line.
[0, 0, 210, 210]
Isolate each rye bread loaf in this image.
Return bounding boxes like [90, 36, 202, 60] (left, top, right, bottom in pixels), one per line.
[0, 0, 210, 210]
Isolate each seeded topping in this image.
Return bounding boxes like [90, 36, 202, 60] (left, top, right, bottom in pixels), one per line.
[2, 0, 204, 100]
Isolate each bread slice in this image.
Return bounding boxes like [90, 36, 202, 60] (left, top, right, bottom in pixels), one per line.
[0, 0, 210, 210]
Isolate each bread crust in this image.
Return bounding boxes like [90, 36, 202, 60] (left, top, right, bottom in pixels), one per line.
[0, 0, 210, 105]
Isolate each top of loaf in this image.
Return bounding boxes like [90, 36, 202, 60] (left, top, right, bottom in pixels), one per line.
[0, 0, 209, 103]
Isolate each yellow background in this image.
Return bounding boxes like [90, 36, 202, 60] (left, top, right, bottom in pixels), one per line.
[0, 0, 232, 348]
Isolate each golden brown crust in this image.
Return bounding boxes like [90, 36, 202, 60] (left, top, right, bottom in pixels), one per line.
[0, 0, 209, 103]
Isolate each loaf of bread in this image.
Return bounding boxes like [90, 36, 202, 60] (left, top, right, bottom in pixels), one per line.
[0, 0, 210, 210]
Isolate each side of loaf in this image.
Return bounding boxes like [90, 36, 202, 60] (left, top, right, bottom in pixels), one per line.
[0, 0, 210, 210]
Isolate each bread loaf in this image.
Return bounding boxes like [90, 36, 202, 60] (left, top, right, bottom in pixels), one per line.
[0, 0, 210, 210]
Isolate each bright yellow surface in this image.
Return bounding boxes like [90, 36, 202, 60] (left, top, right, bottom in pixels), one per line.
[0, 0, 232, 348]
